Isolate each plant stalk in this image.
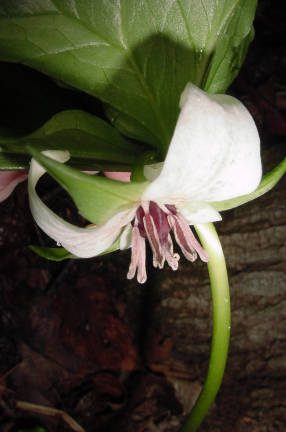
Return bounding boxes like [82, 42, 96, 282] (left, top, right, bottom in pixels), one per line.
[180, 222, 231, 432]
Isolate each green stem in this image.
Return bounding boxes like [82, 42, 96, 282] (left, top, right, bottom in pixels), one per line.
[180, 223, 231, 432]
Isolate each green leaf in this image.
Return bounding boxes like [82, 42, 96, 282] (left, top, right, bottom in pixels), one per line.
[104, 104, 158, 145]
[203, 0, 257, 93]
[212, 158, 286, 212]
[0, 151, 29, 170]
[0, 0, 257, 155]
[0, 110, 143, 170]
[28, 146, 148, 225]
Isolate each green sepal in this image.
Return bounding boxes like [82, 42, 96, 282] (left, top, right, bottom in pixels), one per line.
[29, 245, 76, 261]
[28, 146, 148, 225]
[212, 158, 286, 212]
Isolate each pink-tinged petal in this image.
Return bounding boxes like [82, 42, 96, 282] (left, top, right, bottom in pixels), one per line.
[28, 151, 136, 258]
[143, 83, 261, 205]
[104, 171, 131, 182]
[0, 171, 28, 202]
[84, 171, 131, 182]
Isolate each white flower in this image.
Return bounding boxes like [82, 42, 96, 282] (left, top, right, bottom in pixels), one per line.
[28, 83, 261, 283]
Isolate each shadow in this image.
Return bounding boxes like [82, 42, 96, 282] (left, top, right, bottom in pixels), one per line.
[0, 33, 201, 165]
[101, 33, 200, 158]
[0, 62, 104, 135]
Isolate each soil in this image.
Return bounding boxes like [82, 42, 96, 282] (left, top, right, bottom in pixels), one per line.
[0, 1, 286, 431]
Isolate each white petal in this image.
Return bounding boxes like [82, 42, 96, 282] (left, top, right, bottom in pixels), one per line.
[143, 83, 262, 203]
[119, 223, 132, 250]
[180, 201, 222, 224]
[28, 151, 136, 258]
[44, 150, 70, 164]
[143, 162, 163, 181]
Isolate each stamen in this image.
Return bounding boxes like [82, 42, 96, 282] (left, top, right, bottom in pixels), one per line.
[127, 201, 208, 283]
[142, 202, 180, 271]
[169, 214, 209, 262]
[136, 206, 147, 238]
[149, 201, 170, 245]
[127, 224, 147, 284]
[164, 234, 180, 270]
[143, 212, 165, 268]
[168, 214, 197, 262]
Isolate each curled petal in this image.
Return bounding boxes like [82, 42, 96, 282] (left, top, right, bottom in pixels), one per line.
[143, 83, 262, 204]
[28, 151, 136, 258]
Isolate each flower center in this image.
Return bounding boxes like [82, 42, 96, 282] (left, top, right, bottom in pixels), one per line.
[127, 201, 208, 284]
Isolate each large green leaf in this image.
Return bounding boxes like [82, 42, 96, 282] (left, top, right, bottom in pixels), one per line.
[0, 0, 257, 155]
[203, 1, 256, 93]
[28, 146, 149, 224]
[0, 109, 143, 170]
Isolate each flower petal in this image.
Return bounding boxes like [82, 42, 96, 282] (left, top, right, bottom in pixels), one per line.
[28, 151, 136, 258]
[0, 171, 28, 202]
[143, 162, 163, 181]
[180, 201, 222, 224]
[119, 223, 132, 250]
[104, 171, 131, 182]
[143, 83, 261, 204]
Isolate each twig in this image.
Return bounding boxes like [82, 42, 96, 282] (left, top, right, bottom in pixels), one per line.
[16, 400, 85, 432]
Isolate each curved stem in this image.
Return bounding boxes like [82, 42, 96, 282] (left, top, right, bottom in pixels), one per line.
[180, 223, 231, 432]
